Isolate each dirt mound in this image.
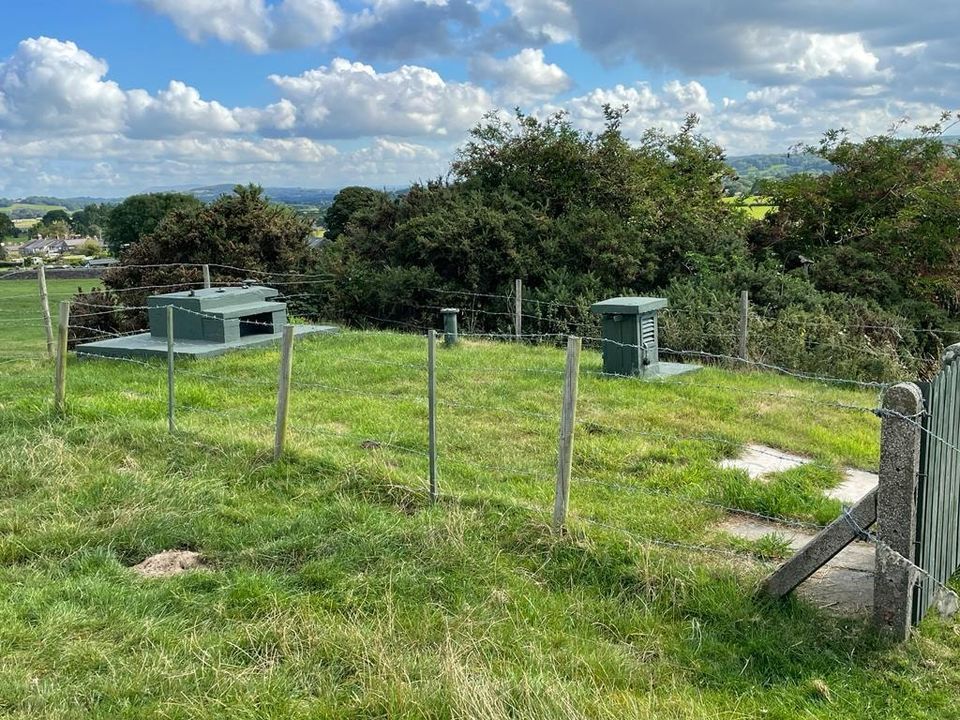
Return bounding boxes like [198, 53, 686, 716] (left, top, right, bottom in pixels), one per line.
[131, 550, 204, 578]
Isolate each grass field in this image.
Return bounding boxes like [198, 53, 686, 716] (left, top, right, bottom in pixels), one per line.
[0, 202, 69, 216]
[1, 203, 70, 232]
[723, 195, 776, 220]
[0, 279, 958, 718]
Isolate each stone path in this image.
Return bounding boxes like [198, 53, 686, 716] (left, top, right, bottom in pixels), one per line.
[716, 444, 878, 615]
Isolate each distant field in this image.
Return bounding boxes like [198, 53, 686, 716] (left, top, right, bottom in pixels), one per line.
[12, 217, 40, 230]
[0, 202, 69, 216]
[724, 195, 776, 220]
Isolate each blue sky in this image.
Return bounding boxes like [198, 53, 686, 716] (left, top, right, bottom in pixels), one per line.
[0, 0, 956, 196]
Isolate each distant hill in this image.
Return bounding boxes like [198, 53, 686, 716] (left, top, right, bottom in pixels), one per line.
[725, 135, 960, 195]
[724, 153, 833, 195]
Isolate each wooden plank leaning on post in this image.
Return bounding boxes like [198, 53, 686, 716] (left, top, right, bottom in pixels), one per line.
[166, 305, 175, 433]
[54, 301, 70, 414]
[273, 325, 295, 460]
[38, 264, 54, 358]
[514, 279, 522, 342]
[553, 335, 582, 532]
[428, 329, 438, 502]
[874, 382, 924, 641]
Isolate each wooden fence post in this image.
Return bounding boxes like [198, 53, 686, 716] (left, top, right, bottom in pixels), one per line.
[166, 305, 175, 433]
[273, 325, 295, 460]
[514, 279, 522, 342]
[38, 264, 54, 359]
[54, 301, 70, 413]
[739, 290, 749, 362]
[428, 329, 438, 502]
[874, 381, 924, 640]
[553, 335, 582, 532]
[202, 264, 211, 289]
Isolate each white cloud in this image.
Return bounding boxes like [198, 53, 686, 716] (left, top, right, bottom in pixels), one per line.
[0, 37, 126, 134]
[268, 58, 492, 138]
[136, 0, 344, 52]
[0, 38, 255, 142]
[126, 81, 243, 138]
[471, 48, 571, 102]
[503, 0, 575, 43]
[747, 31, 888, 83]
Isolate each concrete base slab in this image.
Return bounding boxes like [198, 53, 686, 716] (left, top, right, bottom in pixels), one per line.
[76, 324, 337, 359]
[825, 468, 878, 505]
[718, 444, 809, 480]
[648, 361, 701, 378]
[717, 516, 874, 615]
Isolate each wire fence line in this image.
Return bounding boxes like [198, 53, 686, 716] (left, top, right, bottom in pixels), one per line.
[5, 262, 953, 389]
[5, 265, 960, 620]
[4, 317, 909, 542]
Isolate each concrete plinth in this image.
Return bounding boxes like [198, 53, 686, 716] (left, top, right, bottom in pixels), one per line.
[77, 324, 337, 359]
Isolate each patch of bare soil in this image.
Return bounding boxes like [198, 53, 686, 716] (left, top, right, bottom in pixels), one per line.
[131, 550, 205, 578]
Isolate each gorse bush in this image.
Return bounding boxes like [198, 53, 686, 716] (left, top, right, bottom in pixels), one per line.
[84, 106, 960, 382]
[305, 108, 960, 381]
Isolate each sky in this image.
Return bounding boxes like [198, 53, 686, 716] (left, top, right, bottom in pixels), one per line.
[0, 0, 957, 197]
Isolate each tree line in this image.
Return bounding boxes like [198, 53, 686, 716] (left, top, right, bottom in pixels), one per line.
[69, 106, 960, 381]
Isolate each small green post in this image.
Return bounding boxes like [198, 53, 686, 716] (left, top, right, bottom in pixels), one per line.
[441, 308, 459, 346]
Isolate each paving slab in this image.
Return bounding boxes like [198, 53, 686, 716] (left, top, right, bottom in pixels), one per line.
[717, 516, 874, 615]
[825, 468, 878, 505]
[718, 444, 809, 480]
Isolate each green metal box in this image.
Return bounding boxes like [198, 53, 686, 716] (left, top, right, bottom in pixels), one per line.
[590, 296, 668, 377]
[76, 284, 337, 359]
[148, 286, 286, 342]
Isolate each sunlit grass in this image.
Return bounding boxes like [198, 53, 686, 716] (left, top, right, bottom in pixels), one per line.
[0, 279, 957, 719]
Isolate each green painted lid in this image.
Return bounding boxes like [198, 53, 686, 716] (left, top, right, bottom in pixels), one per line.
[147, 285, 279, 311]
[590, 296, 668, 315]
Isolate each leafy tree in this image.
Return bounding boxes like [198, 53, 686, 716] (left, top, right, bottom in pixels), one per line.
[323, 186, 391, 240]
[40, 209, 71, 226]
[105, 192, 202, 254]
[752, 114, 960, 330]
[0, 213, 16, 239]
[310, 108, 747, 330]
[72, 185, 316, 343]
[34, 219, 70, 238]
[71, 203, 112, 239]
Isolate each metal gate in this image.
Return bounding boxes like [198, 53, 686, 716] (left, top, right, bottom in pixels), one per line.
[915, 345, 960, 623]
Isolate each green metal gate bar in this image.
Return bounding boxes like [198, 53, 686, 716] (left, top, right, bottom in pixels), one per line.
[914, 347, 960, 624]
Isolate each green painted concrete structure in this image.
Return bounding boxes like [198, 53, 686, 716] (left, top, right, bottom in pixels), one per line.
[76, 285, 337, 359]
[589, 296, 699, 379]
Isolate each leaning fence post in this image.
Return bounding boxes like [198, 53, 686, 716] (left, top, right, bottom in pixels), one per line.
[37, 264, 54, 358]
[273, 324, 295, 460]
[553, 335, 582, 532]
[54, 300, 70, 413]
[874, 381, 923, 641]
[428, 329, 438, 502]
[166, 305, 175, 433]
[514, 279, 522, 342]
[739, 290, 749, 362]
[202, 264, 212, 289]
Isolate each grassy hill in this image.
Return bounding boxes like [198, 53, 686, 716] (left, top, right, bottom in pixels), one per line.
[0, 279, 958, 718]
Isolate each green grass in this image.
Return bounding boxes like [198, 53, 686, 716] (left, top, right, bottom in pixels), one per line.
[0, 279, 958, 718]
[723, 195, 776, 220]
[0, 202, 69, 215]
